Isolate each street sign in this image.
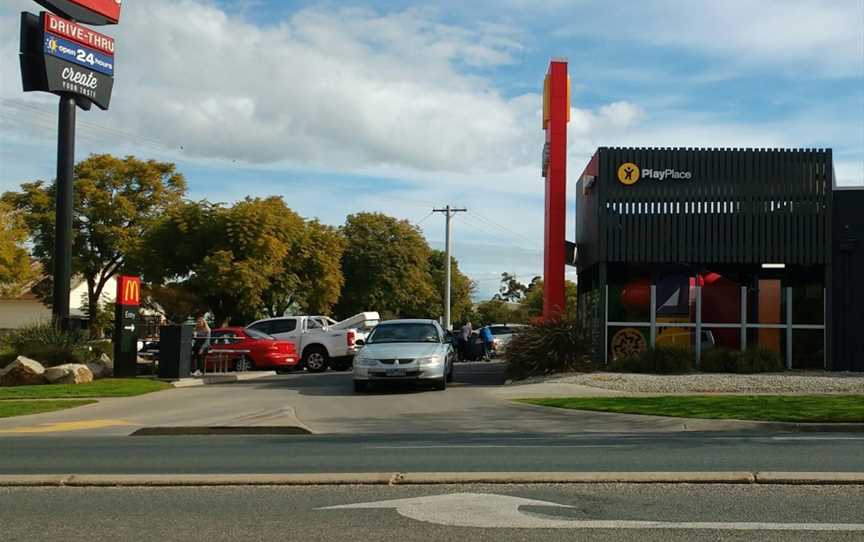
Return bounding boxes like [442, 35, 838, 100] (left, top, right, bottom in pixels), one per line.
[34, 0, 122, 26]
[114, 275, 141, 378]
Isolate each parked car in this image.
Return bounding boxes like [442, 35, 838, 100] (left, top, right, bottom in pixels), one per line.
[204, 327, 299, 372]
[247, 312, 379, 373]
[489, 324, 528, 355]
[352, 319, 456, 392]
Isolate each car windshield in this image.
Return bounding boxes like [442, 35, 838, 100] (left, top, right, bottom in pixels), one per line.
[366, 323, 439, 344]
[245, 328, 274, 340]
[490, 326, 511, 335]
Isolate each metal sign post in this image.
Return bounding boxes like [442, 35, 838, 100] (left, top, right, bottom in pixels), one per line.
[19, 1, 119, 328]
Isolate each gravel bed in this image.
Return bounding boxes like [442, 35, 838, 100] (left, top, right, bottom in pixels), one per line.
[540, 372, 864, 394]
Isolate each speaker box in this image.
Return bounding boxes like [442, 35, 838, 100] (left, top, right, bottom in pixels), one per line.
[158, 324, 193, 379]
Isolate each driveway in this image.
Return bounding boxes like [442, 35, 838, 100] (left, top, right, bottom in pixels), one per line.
[0, 363, 786, 436]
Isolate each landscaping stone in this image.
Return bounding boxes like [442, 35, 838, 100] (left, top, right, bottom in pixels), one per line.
[0, 357, 47, 387]
[44, 364, 94, 385]
[87, 353, 113, 379]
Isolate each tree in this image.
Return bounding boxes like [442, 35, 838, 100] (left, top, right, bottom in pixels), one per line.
[144, 283, 207, 324]
[476, 298, 519, 325]
[518, 279, 579, 321]
[336, 213, 436, 320]
[2, 155, 186, 326]
[426, 250, 476, 325]
[0, 201, 36, 298]
[495, 272, 538, 302]
[139, 197, 344, 325]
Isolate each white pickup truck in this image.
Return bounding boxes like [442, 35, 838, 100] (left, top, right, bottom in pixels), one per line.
[246, 312, 379, 372]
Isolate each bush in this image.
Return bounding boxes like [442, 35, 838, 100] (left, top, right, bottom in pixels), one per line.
[5, 321, 91, 367]
[504, 316, 593, 380]
[735, 347, 784, 374]
[699, 348, 738, 373]
[610, 346, 693, 374]
[699, 347, 784, 374]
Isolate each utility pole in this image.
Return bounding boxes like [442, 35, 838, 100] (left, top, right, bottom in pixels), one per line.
[433, 206, 467, 331]
[53, 94, 76, 328]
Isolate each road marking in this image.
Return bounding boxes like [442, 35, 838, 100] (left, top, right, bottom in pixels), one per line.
[772, 436, 864, 441]
[365, 445, 636, 449]
[0, 419, 136, 434]
[321, 493, 864, 530]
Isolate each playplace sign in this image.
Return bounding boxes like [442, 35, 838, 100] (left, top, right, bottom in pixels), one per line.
[617, 162, 693, 185]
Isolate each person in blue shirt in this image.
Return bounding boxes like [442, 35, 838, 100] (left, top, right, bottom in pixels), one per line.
[480, 324, 494, 361]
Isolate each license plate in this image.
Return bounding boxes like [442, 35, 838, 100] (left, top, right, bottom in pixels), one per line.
[386, 368, 406, 377]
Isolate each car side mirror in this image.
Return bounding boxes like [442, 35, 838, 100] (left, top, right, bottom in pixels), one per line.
[355, 339, 365, 347]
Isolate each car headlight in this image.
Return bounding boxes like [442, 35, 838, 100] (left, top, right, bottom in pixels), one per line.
[356, 357, 378, 367]
[417, 356, 443, 366]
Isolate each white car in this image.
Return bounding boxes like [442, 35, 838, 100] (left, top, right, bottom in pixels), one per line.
[489, 324, 528, 355]
[352, 319, 456, 392]
[247, 312, 379, 372]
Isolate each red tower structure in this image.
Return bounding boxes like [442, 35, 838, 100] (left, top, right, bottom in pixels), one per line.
[542, 59, 569, 319]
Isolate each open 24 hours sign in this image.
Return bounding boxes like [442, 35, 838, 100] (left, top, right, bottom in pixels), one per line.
[19, 11, 115, 110]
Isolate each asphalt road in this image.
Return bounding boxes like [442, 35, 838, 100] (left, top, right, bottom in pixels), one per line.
[2, 484, 863, 541]
[2, 432, 863, 474]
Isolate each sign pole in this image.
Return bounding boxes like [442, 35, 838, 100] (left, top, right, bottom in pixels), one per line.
[52, 93, 76, 328]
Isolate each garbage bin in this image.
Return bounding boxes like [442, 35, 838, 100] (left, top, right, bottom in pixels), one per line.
[158, 324, 193, 379]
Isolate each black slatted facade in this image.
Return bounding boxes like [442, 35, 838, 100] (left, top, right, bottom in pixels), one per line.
[577, 148, 832, 270]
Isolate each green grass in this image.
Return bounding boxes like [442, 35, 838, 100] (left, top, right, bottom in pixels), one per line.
[518, 395, 864, 423]
[0, 379, 170, 400]
[0, 400, 97, 419]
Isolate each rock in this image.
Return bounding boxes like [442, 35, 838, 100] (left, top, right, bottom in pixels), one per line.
[44, 364, 94, 385]
[88, 353, 113, 379]
[0, 357, 47, 387]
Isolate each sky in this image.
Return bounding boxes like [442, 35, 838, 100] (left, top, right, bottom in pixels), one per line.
[1, 0, 862, 299]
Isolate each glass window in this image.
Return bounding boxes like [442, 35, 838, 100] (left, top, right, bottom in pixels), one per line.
[748, 279, 785, 325]
[306, 319, 322, 330]
[700, 271, 742, 324]
[608, 326, 649, 361]
[656, 326, 694, 351]
[656, 273, 695, 324]
[367, 323, 441, 344]
[270, 319, 297, 334]
[245, 328, 274, 340]
[608, 279, 651, 323]
[792, 330, 825, 369]
[792, 285, 824, 325]
[747, 329, 786, 364]
[247, 321, 272, 334]
[703, 327, 741, 351]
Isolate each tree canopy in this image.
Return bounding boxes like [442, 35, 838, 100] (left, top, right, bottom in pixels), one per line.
[1, 154, 186, 325]
[0, 201, 36, 298]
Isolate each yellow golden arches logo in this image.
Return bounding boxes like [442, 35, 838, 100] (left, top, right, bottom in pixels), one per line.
[617, 163, 640, 185]
[124, 280, 139, 305]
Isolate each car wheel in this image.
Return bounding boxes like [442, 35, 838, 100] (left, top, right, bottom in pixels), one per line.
[303, 346, 329, 373]
[432, 377, 446, 391]
[234, 356, 255, 372]
[353, 380, 367, 393]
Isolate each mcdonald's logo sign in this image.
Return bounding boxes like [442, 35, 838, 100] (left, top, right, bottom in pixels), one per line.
[117, 275, 141, 306]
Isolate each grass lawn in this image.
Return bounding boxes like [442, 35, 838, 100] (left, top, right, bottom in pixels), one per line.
[518, 395, 864, 423]
[0, 400, 97, 419]
[0, 379, 171, 400]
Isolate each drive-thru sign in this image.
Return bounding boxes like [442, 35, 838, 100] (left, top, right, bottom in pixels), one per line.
[18, 0, 121, 331]
[114, 276, 140, 378]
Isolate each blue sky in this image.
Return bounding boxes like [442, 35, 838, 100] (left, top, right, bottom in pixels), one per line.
[1, 0, 862, 298]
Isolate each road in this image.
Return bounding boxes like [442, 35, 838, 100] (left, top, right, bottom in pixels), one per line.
[2, 484, 863, 541]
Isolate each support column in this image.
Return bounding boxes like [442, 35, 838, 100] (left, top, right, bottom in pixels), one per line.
[52, 95, 76, 328]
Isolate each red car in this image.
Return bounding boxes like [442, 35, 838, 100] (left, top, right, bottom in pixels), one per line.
[203, 327, 299, 372]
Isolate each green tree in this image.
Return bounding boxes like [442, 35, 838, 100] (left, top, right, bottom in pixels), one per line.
[0, 201, 36, 298]
[518, 279, 578, 321]
[336, 212, 436, 320]
[426, 249, 476, 325]
[476, 298, 519, 325]
[140, 197, 344, 325]
[495, 272, 537, 302]
[2, 155, 186, 326]
[144, 283, 207, 324]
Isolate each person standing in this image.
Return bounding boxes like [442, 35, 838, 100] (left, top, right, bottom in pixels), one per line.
[459, 321, 473, 361]
[192, 316, 211, 375]
[480, 324, 494, 361]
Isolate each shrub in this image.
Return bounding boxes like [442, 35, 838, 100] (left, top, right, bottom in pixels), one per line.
[699, 348, 738, 373]
[504, 316, 593, 380]
[609, 346, 693, 374]
[6, 321, 91, 367]
[735, 347, 784, 374]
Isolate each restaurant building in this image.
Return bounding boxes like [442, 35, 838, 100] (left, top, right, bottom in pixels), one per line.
[574, 147, 863, 371]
